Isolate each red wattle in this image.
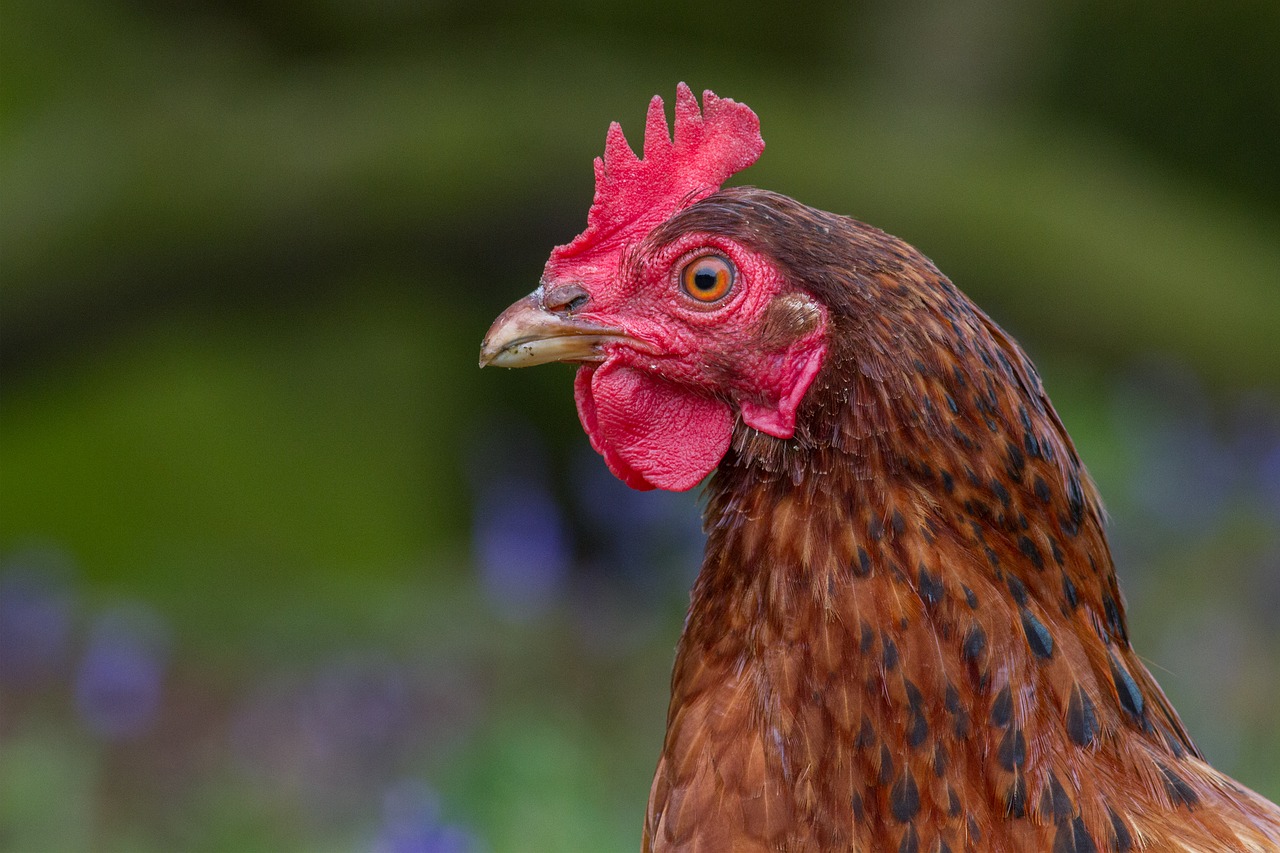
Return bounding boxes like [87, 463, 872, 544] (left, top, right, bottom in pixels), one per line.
[575, 361, 732, 492]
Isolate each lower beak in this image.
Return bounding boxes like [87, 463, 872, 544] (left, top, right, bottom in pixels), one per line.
[479, 290, 630, 368]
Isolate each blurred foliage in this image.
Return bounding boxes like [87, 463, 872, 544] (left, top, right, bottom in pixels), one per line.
[2, 1, 1278, 851]
[1045, 0, 1280, 208]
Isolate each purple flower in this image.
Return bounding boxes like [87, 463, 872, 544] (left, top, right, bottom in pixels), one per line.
[1109, 363, 1236, 534]
[372, 779, 479, 853]
[467, 421, 572, 620]
[74, 603, 168, 740]
[301, 656, 410, 767]
[229, 654, 415, 815]
[571, 444, 704, 589]
[1231, 392, 1280, 516]
[0, 553, 75, 687]
[472, 478, 571, 620]
[1262, 440, 1280, 513]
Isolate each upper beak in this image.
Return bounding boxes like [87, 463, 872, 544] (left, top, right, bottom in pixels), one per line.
[479, 289, 631, 368]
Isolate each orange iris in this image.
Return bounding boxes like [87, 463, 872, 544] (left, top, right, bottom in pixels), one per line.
[680, 255, 734, 303]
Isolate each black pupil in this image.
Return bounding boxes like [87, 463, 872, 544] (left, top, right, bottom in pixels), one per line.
[693, 267, 719, 291]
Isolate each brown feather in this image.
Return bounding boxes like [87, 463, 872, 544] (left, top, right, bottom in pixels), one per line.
[641, 187, 1280, 851]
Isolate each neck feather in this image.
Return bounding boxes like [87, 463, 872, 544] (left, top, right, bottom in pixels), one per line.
[644, 249, 1268, 852]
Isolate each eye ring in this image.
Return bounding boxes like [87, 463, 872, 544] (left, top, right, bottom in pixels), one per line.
[680, 254, 735, 304]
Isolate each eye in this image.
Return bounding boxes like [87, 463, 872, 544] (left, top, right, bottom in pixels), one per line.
[680, 254, 734, 304]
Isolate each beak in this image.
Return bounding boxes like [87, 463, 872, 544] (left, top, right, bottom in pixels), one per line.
[479, 289, 632, 368]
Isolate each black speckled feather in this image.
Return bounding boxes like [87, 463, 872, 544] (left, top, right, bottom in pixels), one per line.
[640, 188, 1280, 852]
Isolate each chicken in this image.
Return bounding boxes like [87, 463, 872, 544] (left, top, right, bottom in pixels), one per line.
[479, 85, 1280, 852]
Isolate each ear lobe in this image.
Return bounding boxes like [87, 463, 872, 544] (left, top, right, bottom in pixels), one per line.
[736, 339, 826, 439]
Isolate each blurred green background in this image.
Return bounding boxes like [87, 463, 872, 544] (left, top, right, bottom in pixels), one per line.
[2, 1, 1279, 850]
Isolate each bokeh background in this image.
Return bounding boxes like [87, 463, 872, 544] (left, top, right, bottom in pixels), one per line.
[2, 1, 1279, 850]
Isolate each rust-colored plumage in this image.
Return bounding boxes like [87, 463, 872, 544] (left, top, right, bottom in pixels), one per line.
[640, 190, 1280, 852]
[480, 88, 1280, 852]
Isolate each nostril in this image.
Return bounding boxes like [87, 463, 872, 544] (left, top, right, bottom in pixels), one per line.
[544, 283, 591, 315]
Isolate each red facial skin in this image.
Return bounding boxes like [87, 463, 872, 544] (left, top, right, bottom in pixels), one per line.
[506, 84, 827, 491]
[563, 230, 828, 491]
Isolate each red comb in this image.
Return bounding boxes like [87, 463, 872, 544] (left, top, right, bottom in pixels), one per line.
[547, 84, 763, 271]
